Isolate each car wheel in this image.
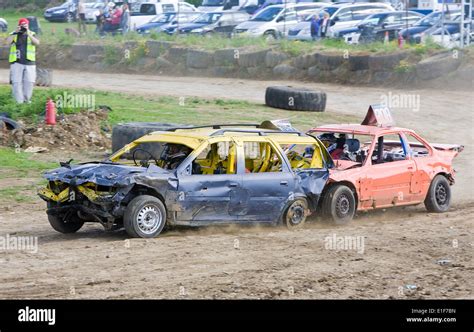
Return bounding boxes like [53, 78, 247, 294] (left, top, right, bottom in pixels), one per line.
[264, 30, 276, 41]
[424, 175, 451, 213]
[48, 209, 85, 234]
[284, 199, 308, 230]
[66, 13, 75, 23]
[322, 185, 356, 225]
[124, 195, 166, 238]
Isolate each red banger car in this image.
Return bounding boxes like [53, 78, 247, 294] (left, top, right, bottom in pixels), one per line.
[308, 105, 464, 224]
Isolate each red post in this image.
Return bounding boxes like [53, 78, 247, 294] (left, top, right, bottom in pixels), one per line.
[45, 98, 57, 125]
[398, 34, 404, 49]
[384, 31, 389, 44]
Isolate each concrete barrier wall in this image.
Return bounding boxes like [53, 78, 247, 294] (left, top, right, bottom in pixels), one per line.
[32, 42, 467, 86]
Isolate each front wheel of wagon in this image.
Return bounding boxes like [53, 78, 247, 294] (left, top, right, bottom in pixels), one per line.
[124, 195, 167, 238]
[47, 208, 84, 234]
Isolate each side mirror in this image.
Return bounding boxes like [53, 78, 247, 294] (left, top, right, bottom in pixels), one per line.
[276, 16, 284, 23]
[330, 19, 336, 26]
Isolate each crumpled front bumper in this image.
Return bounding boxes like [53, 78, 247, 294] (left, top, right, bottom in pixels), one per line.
[38, 183, 115, 204]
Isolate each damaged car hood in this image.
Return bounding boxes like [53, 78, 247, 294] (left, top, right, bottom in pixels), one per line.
[43, 162, 171, 187]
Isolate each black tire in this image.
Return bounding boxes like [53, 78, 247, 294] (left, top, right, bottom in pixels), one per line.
[0, 116, 20, 130]
[321, 185, 356, 225]
[424, 175, 451, 213]
[265, 86, 326, 112]
[283, 199, 308, 230]
[36, 68, 53, 87]
[48, 210, 84, 234]
[264, 30, 277, 40]
[124, 195, 167, 238]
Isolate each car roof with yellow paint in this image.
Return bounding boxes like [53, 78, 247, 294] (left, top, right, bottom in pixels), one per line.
[134, 122, 316, 147]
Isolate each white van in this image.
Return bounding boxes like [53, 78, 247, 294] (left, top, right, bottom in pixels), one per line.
[130, 1, 198, 29]
[287, 2, 395, 41]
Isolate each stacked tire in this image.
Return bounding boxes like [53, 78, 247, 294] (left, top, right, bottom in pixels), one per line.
[265, 86, 326, 112]
[36, 68, 53, 87]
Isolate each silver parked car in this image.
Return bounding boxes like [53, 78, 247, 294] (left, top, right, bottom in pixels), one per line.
[287, 2, 394, 41]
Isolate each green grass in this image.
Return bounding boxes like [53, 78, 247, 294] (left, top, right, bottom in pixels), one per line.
[0, 186, 38, 203]
[0, 147, 56, 177]
[0, 85, 357, 130]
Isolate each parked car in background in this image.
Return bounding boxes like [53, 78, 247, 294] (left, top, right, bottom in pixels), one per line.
[136, 11, 202, 34]
[399, 10, 461, 43]
[0, 18, 8, 32]
[44, 1, 78, 23]
[233, 2, 328, 39]
[287, 2, 394, 41]
[177, 11, 249, 36]
[84, 2, 106, 23]
[130, 1, 198, 30]
[425, 11, 474, 47]
[337, 11, 424, 44]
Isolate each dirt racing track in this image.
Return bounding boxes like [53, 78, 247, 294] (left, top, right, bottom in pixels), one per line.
[0, 70, 472, 299]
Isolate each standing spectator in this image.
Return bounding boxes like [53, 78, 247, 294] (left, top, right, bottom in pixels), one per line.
[77, 0, 87, 35]
[96, 8, 105, 34]
[310, 14, 321, 41]
[320, 11, 331, 39]
[6, 18, 40, 104]
[121, 3, 131, 33]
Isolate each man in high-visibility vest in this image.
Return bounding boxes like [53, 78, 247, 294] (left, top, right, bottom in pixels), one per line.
[6, 18, 40, 103]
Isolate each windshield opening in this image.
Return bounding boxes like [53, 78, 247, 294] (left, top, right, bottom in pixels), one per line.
[251, 7, 282, 22]
[195, 13, 222, 24]
[150, 13, 175, 23]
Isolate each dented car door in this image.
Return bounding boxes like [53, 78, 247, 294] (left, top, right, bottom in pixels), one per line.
[238, 139, 296, 222]
[175, 139, 243, 223]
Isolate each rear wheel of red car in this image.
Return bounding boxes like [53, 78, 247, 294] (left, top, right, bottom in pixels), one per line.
[284, 199, 308, 230]
[124, 195, 167, 238]
[424, 175, 451, 213]
[47, 209, 84, 234]
[322, 185, 356, 225]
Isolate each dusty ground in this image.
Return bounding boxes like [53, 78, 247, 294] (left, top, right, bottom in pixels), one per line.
[0, 70, 472, 299]
[0, 201, 472, 299]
